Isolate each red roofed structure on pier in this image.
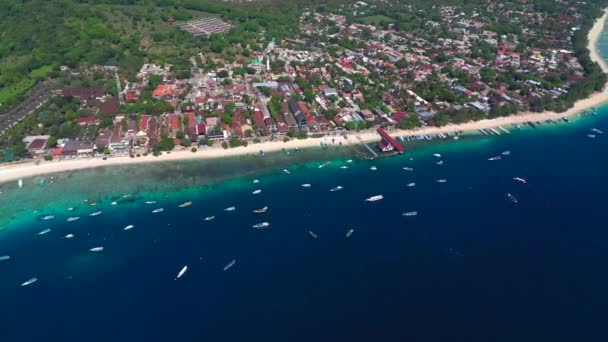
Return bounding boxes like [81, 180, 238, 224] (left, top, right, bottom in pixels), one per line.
[377, 128, 404, 153]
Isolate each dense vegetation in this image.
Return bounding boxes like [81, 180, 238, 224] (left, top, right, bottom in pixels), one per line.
[0, 0, 323, 110]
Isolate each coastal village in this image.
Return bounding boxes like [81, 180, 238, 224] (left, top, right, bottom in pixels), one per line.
[1, 0, 605, 161]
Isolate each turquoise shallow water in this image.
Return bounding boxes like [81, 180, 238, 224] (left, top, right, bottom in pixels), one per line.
[2, 24, 608, 342]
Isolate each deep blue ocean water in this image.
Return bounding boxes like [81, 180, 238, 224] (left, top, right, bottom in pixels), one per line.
[3, 35, 608, 342]
[1, 113, 607, 341]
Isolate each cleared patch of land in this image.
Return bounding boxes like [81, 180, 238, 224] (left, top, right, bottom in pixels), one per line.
[179, 17, 232, 37]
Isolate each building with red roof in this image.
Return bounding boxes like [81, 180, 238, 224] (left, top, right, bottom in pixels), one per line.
[377, 128, 404, 153]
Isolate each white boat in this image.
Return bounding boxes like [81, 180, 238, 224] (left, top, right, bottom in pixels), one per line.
[587, 134, 596, 138]
[433, 153, 441, 158]
[179, 201, 192, 208]
[488, 156, 502, 161]
[253, 179, 260, 184]
[224, 206, 236, 211]
[65, 234, 74, 239]
[308, 231, 318, 239]
[41, 215, 55, 220]
[402, 211, 418, 217]
[502, 151, 511, 156]
[204, 216, 215, 221]
[111, 201, 118, 206]
[67, 207, 74, 211]
[346, 229, 354, 238]
[175, 265, 188, 280]
[122, 194, 132, 198]
[513, 177, 528, 184]
[152, 208, 164, 213]
[346, 159, 353, 163]
[145, 201, 157, 204]
[301, 183, 311, 188]
[21, 277, 38, 287]
[253, 206, 268, 213]
[67, 217, 80, 222]
[223, 259, 236, 271]
[402, 167, 414, 171]
[89, 247, 104, 252]
[365, 195, 384, 202]
[591, 128, 604, 134]
[436, 179, 447, 183]
[0, 255, 10, 261]
[252, 222, 270, 229]
[123, 224, 135, 230]
[90, 211, 103, 216]
[436, 160, 444, 165]
[37, 228, 51, 235]
[369, 166, 377, 171]
[283, 169, 290, 174]
[252, 189, 262, 195]
[406, 182, 416, 187]
[340, 166, 348, 169]
[330, 186, 344, 192]
[18, 179, 23, 189]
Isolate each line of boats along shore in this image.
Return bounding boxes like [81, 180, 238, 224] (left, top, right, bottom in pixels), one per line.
[2, 147, 538, 288]
[8, 105, 605, 192]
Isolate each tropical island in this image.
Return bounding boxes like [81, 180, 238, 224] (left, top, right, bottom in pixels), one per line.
[1, 0, 607, 182]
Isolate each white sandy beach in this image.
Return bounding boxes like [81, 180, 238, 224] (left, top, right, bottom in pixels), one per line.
[1, 10, 608, 184]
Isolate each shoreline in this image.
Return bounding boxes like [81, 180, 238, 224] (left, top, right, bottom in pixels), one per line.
[1, 10, 608, 185]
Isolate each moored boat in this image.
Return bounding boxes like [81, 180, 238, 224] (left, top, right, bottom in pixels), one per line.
[90, 211, 102, 216]
[507, 193, 518, 204]
[224, 206, 236, 211]
[21, 277, 38, 287]
[123, 225, 135, 230]
[346, 229, 354, 238]
[251, 189, 262, 195]
[252, 222, 270, 229]
[179, 201, 192, 208]
[223, 259, 236, 271]
[89, 247, 104, 252]
[152, 208, 164, 213]
[175, 265, 188, 280]
[204, 216, 215, 221]
[67, 217, 80, 222]
[365, 195, 384, 202]
[513, 177, 527, 184]
[308, 231, 318, 239]
[253, 206, 268, 213]
[301, 183, 311, 188]
[37, 228, 51, 235]
[488, 156, 502, 161]
[402, 211, 418, 217]
[406, 182, 416, 187]
[330, 186, 344, 192]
